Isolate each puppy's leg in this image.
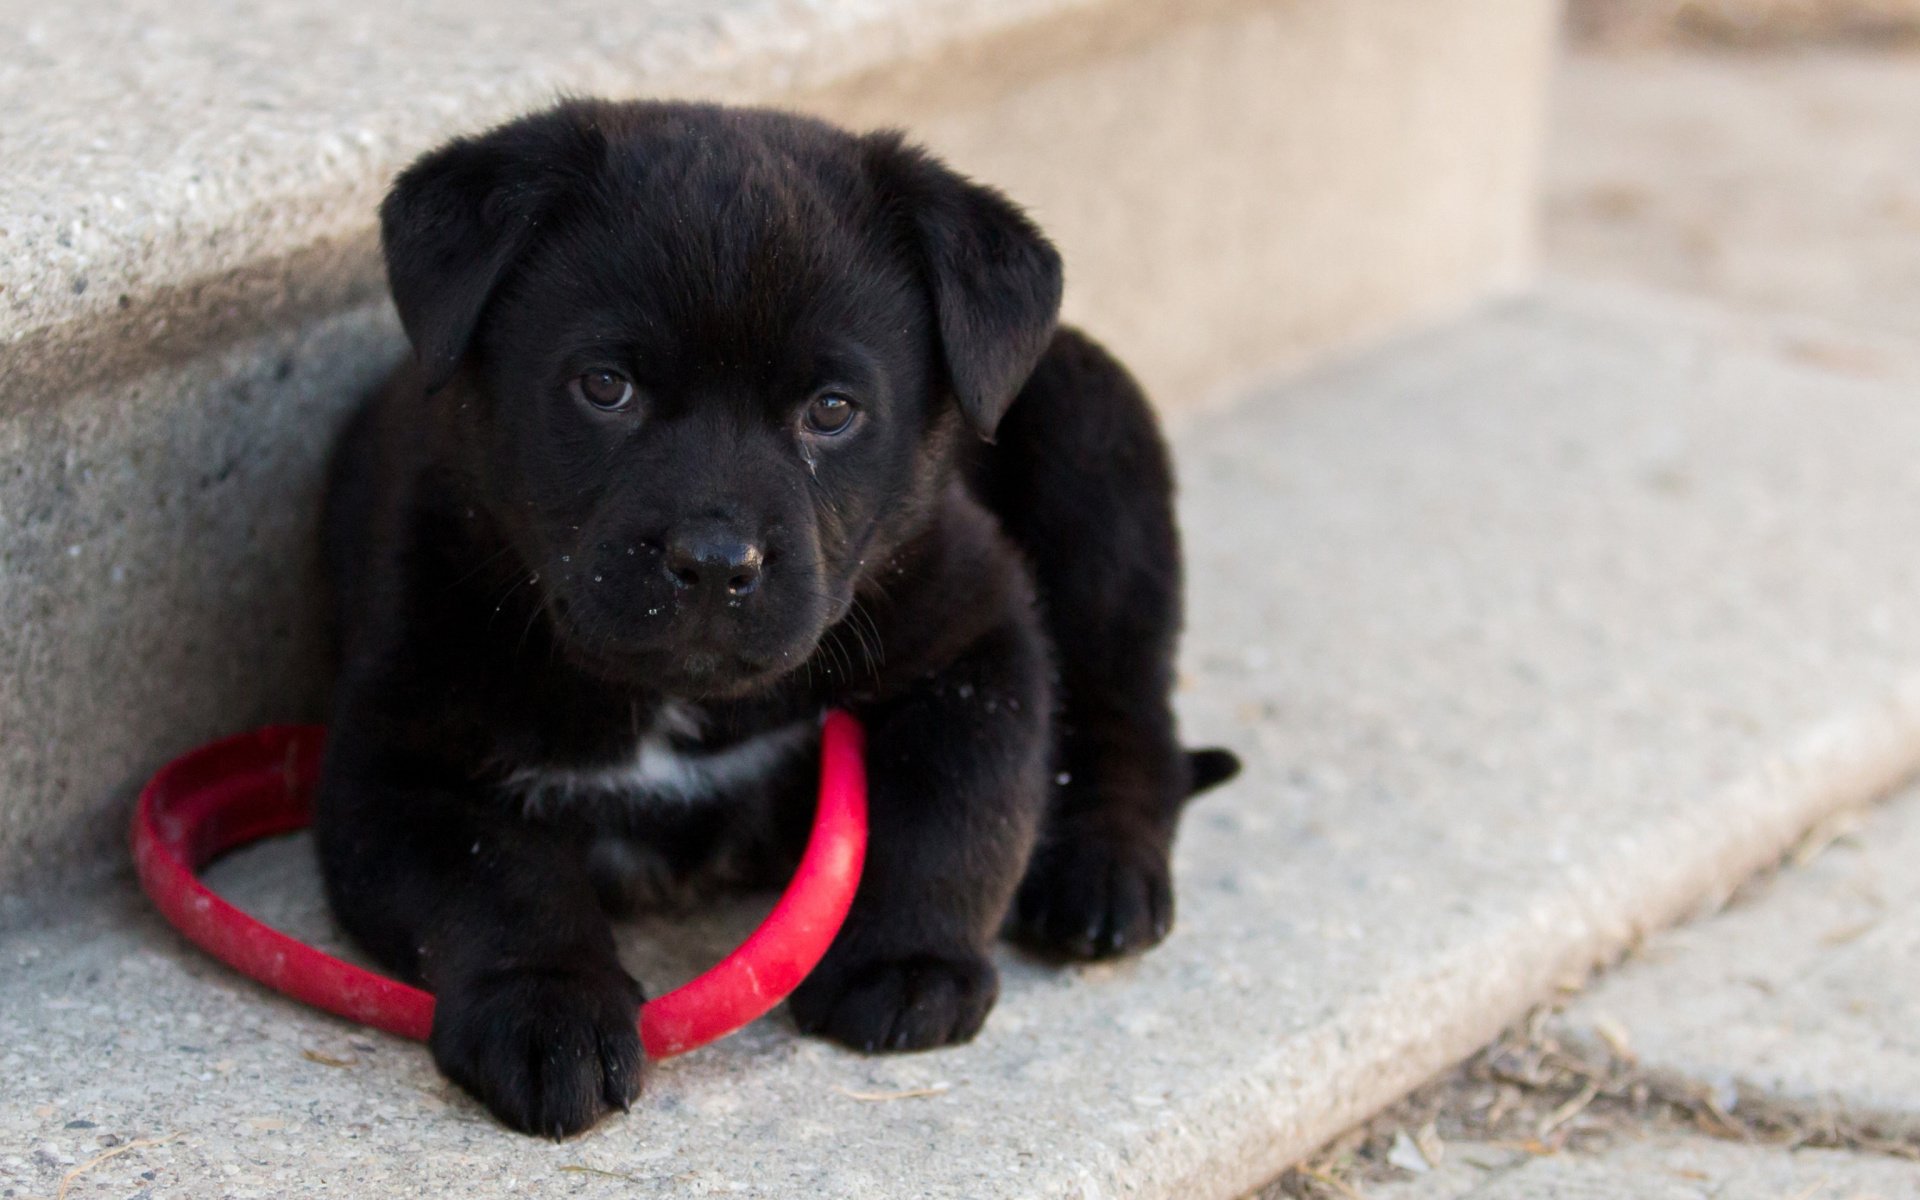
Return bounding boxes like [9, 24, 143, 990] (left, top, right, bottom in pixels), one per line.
[974, 328, 1240, 960]
[315, 735, 643, 1138]
[789, 616, 1050, 1051]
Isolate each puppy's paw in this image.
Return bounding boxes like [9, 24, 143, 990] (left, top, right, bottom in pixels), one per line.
[789, 953, 998, 1053]
[1008, 831, 1173, 960]
[429, 962, 645, 1138]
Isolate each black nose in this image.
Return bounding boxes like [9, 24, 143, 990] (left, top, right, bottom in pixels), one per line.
[663, 526, 764, 597]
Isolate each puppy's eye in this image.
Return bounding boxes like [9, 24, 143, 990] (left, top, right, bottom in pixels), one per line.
[803, 391, 857, 436]
[570, 370, 635, 412]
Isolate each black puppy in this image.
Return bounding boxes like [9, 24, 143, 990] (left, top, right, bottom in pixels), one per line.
[317, 98, 1238, 1137]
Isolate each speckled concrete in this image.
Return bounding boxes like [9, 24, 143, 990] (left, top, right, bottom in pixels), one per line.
[1, 0, 1558, 893]
[0, 303, 404, 895]
[8, 286, 1920, 1198]
[1371, 1133, 1920, 1199]
[0, 0, 1555, 408]
[0, 0, 1093, 389]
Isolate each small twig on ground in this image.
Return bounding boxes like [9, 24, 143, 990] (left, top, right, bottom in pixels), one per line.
[57, 1133, 182, 1200]
[1257, 1003, 1920, 1197]
[1539, 1080, 1601, 1138]
[1295, 1165, 1372, 1200]
[300, 1048, 357, 1068]
[560, 1165, 645, 1183]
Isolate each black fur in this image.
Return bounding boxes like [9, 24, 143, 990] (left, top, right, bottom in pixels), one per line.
[316, 98, 1239, 1138]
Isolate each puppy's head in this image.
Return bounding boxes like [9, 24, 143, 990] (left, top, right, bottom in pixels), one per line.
[381, 100, 1061, 697]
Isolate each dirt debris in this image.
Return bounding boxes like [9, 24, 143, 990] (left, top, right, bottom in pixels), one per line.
[1257, 1006, 1920, 1199]
[55, 1134, 182, 1200]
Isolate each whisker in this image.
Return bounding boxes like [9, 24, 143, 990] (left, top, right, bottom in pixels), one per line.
[445, 541, 521, 594]
[485, 576, 530, 629]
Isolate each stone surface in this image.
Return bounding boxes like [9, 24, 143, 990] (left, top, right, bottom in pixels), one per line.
[1370, 1133, 1920, 1199]
[0, 303, 404, 896]
[1556, 781, 1920, 1140]
[0, 0, 1558, 891]
[0, 0, 1091, 384]
[2, 0, 1554, 409]
[1538, 44, 1920, 1151]
[1254, 47, 1920, 1199]
[9, 287, 1920, 1197]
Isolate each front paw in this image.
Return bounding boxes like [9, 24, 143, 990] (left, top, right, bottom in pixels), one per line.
[789, 953, 998, 1053]
[430, 962, 645, 1138]
[1008, 830, 1173, 960]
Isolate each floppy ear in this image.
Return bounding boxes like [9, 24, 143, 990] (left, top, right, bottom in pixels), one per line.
[380, 107, 604, 392]
[864, 133, 1064, 440]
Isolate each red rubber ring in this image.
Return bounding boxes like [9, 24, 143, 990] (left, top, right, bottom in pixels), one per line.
[131, 710, 868, 1059]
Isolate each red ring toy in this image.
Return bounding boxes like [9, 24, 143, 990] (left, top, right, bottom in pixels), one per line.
[132, 710, 867, 1059]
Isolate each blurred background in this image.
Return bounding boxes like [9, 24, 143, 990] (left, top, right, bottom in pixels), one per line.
[1571, 0, 1920, 47]
[1555, 0, 1920, 337]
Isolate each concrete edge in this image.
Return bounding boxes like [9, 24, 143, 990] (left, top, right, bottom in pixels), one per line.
[1, 0, 1255, 412]
[1175, 673, 1920, 1197]
[1538, 271, 1920, 383]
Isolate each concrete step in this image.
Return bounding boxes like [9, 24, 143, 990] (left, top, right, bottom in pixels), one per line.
[1266, 785, 1920, 1198]
[8, 283, 1920, 1198]
[1254, 44, 1920, 1197]
[1556, 783, 1920, 1146]
[0, 0, 1558, 897]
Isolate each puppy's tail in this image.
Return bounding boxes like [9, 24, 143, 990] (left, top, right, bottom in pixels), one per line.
[1183, 747, 1242, 801]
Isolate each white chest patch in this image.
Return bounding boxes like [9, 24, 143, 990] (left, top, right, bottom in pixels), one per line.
[507, 704, 815, 815]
